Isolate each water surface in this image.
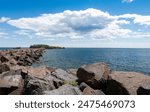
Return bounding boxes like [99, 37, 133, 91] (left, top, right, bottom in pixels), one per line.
[33, 48, 150, 75]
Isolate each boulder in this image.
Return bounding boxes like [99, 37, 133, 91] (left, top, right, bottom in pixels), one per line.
[106, 71, 150, 95]
[83, 86, 105, 95]
[0, 55, 9, 63]
[9, 59, 18, 65]
[52, 69, 77, 82]
[23, 75, 63, 95]
[43, 84, 82, 95]
[0, 70, 24, 95]
[0, 64, 10, 74]
[26, 66, 52, 78]
[77, 63, 110, 89]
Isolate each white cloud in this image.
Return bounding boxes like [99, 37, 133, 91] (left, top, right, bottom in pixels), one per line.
[118, 14, 150, 25]
[122, 0, 134, 3]
[0, 17, 10, 23]
[6, 8, 150, 40]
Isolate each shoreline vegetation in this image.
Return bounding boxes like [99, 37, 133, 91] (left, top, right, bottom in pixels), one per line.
[30, 44, 65, 49]
[0, 48, 150, 95]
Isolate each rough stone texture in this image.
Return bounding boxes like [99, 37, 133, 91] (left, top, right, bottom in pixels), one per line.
[52, 69, 77, 82]
[79, 82, 89, 91]
[23, 75, 63, 95]
[0, 70, 24, 95]
[0, 55, 9, 63]
[106, 71, 150, 95]
[77, 62, 111, 89]
[67, 69, 78, 77]
[26, 66, 54, 78]
[43, 84, 82, 95]
[0, 64, 10, 74]
[83, 86, 105, 95]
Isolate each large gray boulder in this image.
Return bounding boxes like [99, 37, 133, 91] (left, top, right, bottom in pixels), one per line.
[43, 84, 82, 95]
[77, 63, 111, 89]
[106, 71, 150, 95]
[52, 69, 78, 82]
[23, 73, 63, 95]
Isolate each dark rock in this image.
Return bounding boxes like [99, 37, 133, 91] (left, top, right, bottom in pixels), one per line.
[23, 75, 63, 95]
[79, 82, 89, 91]
[0, 64, 10, 74]
[0, 55, 9, 63]
[43, 84, 82, 95]
[77, 62, 110, 89]
[106, 71, 150, 95]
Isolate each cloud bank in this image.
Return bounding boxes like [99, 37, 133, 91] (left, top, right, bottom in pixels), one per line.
[0, 8, 149, 41]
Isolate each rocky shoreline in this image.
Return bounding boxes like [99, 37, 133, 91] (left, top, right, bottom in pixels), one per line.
[0, 48, 150, 95]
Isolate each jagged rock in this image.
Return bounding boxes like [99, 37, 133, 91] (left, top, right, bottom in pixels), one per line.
[43, 84, 82, 95]
[0, 55, 9, 63]
[52, 69, 77, 82]
[83, 86, 105, 95]
[0, 64, 10, 74]
[106, 71, 150, 95]
[23, 75, 63, 95]
[0, 70, 24, 95]
[77, 62, 111, 89]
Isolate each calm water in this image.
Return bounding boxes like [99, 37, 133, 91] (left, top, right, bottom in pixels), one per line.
[32, 48, 150, 75]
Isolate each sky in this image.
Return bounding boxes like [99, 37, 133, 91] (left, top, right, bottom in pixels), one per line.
[0, 0, 150, 48]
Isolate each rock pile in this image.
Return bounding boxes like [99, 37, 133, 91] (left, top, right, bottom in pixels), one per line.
[0, 48, 150, 95]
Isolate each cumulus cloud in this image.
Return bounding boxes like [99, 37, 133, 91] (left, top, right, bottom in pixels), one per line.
[0, 17, 10, 23]
[122, 0, 134, 3]
[6, 8, 150, 40]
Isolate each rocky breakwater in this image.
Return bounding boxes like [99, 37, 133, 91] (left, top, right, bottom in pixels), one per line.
[0, 48, 45, 94]
[0, 48, 150, 95]
[77, 63, 150, 95]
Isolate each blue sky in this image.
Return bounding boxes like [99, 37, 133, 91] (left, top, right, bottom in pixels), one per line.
[0, 0, 150, 48]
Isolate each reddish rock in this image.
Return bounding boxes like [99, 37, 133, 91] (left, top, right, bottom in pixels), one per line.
[83, 86, 105, 95]
[106, 71, 150, 95]
[77, 63, 111, 89]
[0, 70, 24, 95]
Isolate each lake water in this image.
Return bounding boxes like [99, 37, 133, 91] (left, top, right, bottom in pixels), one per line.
[32, 48, 150, 75]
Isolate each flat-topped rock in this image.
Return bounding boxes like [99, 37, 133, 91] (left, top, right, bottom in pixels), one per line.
[106, 71, 150, 95]
[0, 70, 24, 95]
[52, 68, 78, 82]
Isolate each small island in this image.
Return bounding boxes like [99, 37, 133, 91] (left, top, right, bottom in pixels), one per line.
[30, 44, 65, 49]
